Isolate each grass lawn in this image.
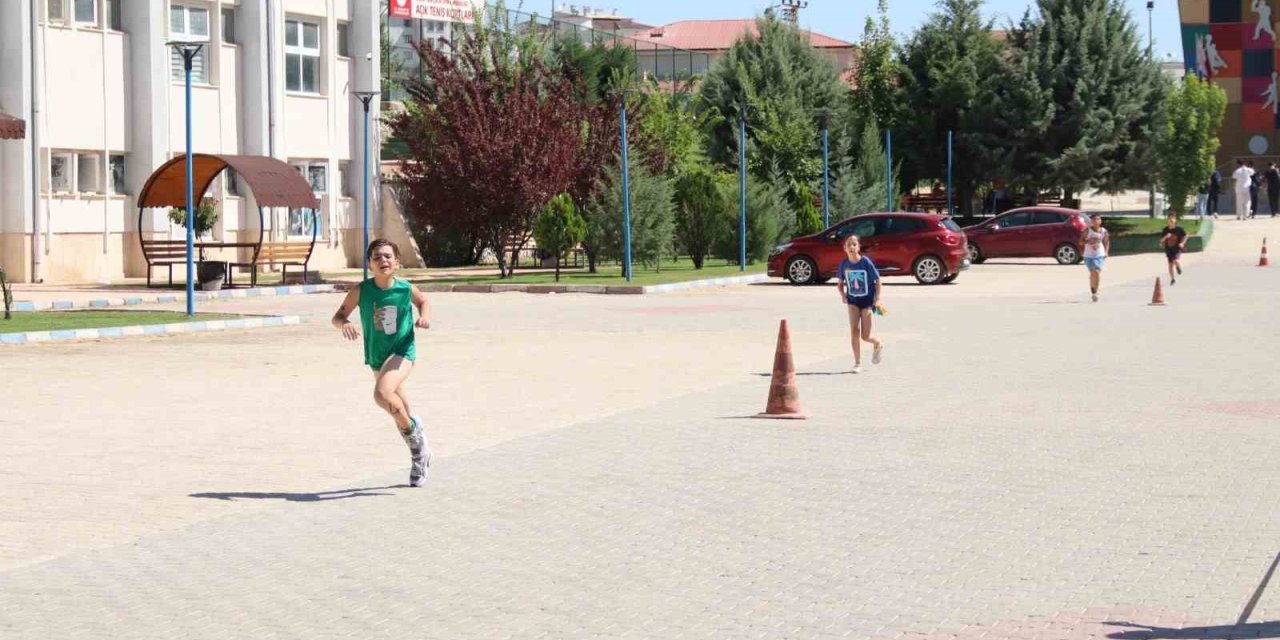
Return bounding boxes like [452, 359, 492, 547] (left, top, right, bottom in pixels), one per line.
[0, 311, 241, 334]
[422, 257, 765, 286]
[1103, 217, 1202, 236]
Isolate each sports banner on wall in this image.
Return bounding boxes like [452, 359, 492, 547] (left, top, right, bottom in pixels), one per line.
[388, 0, 482, 23]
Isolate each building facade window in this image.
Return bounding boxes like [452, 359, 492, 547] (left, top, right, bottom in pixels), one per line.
[49, 152, 72, 193]
[285, 19, 321, 94]
[290, 161, 326, 237]
[221, 8, 235, 44]
[224, 167, 240, 196]
[337, 23, 350, 58]
[170, 4, 211, 84]
[109, 154, 126, 194]
[339, 162, 353, 197]
[73, 0, 94, 25]
[106, 0, 123, 30]
[77, 153, 100, 193]
[47, 0, 66, 23]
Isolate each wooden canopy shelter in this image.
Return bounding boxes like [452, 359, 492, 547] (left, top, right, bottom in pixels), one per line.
[136, 154, 321, 287]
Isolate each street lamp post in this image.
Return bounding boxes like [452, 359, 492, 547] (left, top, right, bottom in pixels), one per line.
[620, 95, 633, 282]
[738, 105, 750, 271]
[886, 129, 894, 212]
[168, 41, 205, 317]
[818, 111, 830, 228]
[353, 91, 379, 280]
[947, 130, 954, 217]
[1148, 0, 1156, 218]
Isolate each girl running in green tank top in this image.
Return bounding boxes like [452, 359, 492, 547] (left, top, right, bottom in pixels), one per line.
[332, 239, 433, 487]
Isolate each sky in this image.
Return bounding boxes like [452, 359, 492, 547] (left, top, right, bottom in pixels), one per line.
[535, 0, 1185, 62]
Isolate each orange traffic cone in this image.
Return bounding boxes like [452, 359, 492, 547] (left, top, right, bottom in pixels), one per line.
[1149, 277, 1166, 306]
[754, 319, 807, 420]
[1260, 238, 1270, 267]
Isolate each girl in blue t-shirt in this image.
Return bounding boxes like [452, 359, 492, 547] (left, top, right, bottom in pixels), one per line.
[836, 234, 884, 374]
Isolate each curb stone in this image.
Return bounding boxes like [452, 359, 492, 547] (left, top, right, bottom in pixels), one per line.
[13, 284, 336, 312]
[0, 315, 302, 345]
[414, 273, 769, 295]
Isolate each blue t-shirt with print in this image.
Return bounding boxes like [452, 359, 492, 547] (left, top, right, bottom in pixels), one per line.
[838, 256, 880, 304]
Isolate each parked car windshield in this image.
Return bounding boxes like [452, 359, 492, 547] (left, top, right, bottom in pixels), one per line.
[940, 218, 961, 232]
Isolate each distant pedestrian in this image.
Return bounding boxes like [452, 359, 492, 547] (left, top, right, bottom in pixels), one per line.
[1233, 160, 1254, 220]
[1160, 212, 1187, 285]
[1266, 162, 1280, 216]
[1080, 214, 1110, 302]
[1207, 168, 1222, 219]
[1249, 160, 1261, 218]
[332, 239, 433, 487]
[836, 235, 884, 374]
[1195, 184, 1208, 219]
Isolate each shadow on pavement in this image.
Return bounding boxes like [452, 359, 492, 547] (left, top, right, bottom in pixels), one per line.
[1104, 620, 1280, 639]
[190, 486, 398, 502]
[752, 370, 853, 377]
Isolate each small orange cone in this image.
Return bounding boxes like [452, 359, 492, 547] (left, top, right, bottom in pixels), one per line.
[1260, 238, 1270, 267]
[755, 319, 807, 420]
[1149, 277, 1166, 306]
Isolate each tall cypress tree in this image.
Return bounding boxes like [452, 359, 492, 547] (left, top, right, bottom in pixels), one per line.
[1012, 0, 1167, 202]
[896, 0, 1005, 216]
[698, 13, 846, 189]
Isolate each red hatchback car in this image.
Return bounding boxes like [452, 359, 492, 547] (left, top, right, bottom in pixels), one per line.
[768, 212, 970, 285]
[962, 207, 1089, 265]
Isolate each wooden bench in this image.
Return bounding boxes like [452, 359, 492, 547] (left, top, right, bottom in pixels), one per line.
[902, 194, 950, 213]
[139, 239, 190, 288]
[232, 241, 316, 287]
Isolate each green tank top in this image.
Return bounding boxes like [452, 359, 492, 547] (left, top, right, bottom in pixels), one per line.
[358, 277, 416, 369]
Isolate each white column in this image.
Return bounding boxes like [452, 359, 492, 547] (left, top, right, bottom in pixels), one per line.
[125, 0, 171, 235]
[0, 1, 34, 247]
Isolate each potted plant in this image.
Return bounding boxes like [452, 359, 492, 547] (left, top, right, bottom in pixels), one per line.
[168, 198, 223, 290]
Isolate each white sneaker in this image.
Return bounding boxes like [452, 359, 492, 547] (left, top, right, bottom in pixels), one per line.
[1091, 292, 1098, 302]
[872, 343, 883, 365]
[851, 364, 862, 374]
[403, 416, 430, 487]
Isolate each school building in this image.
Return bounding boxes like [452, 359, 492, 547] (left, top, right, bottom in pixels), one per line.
[0, 0, 389, 285]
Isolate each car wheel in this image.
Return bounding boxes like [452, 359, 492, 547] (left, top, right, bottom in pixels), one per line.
[785, 256, 818, 285]
[941, 273, 959, 284]
[1054, 242, 1080, 265]
[968, 243, 986, 264]
[913, 255, 946, 285]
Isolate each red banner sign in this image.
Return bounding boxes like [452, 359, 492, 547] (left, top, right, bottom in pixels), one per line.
[388, 0, 480, 23]
[389, 0, 412, 19]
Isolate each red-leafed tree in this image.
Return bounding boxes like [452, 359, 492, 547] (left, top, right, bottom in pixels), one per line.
[392, 25, 586, 278]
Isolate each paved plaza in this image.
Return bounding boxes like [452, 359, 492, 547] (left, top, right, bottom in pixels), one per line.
[3, 219, 1280, 638]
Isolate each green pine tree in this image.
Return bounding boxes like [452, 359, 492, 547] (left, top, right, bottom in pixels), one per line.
[896, 0, 1005, 216]
[582, 153, 676, 273]
[1012, 0, 1168, 201]
[833, 121, 894, 220]
[698, 13, 847, 192]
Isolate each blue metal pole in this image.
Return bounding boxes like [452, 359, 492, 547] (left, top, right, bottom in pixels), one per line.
[885, 129, 893, 212]
[821, 124, 830, 228]
[947, 130, 953, 217]
[362, 101, 370, 280]
[620, 99, 633, 282]
[184, 50, 195, 316]
[738, 113, 747, 271]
